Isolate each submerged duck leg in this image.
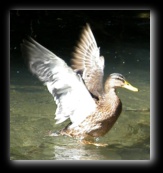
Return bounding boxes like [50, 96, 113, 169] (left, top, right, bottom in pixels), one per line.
[48, 130, 61, 137]
[80, 139, 108, 147]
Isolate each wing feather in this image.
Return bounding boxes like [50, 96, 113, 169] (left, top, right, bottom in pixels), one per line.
[21, 37, 96, 126]
[71, 24, 105, 98]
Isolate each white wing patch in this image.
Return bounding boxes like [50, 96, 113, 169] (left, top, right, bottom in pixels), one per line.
[46, 70, 96, 126]
[21, 37, 96, 127]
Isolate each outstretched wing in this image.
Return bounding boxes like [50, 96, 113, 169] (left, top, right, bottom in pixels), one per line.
[21, 37, 96, 126]
[71, 24, 105, 98]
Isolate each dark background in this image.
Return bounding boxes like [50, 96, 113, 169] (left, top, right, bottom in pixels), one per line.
[10, 10, 150, 65]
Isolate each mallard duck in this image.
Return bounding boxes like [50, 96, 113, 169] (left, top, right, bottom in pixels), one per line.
[21, 24, 138, 145]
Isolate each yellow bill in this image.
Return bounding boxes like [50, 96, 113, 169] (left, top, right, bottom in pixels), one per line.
[122, 80, 138, 92]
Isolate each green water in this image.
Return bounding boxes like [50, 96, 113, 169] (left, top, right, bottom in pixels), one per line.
[10, 43, 150, 160]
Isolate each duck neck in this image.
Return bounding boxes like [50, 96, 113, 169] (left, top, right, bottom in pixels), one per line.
[102, 89, 121, 120]
[103, 86, 121, 105]
[105, 87, 117, 99]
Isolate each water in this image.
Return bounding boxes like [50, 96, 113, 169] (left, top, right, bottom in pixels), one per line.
[10, 42, 150, 160]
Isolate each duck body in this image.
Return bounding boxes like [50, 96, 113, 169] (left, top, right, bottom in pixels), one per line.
[21, 24, 138, 142]
[61, 85, 122, 138]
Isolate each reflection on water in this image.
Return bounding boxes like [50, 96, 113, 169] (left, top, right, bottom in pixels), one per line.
[10, 42, 150, 160]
